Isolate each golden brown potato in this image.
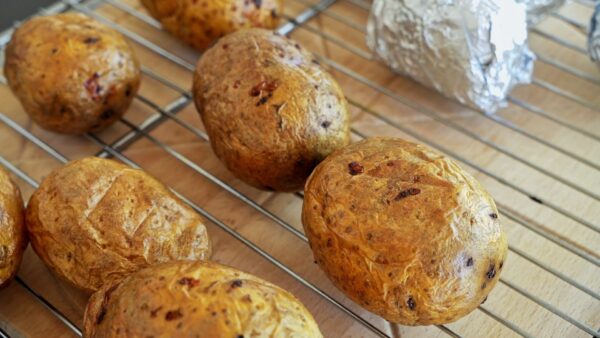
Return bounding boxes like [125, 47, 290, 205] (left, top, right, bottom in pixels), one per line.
[4, 13, 140, 134]
[193, 29, 350, 191]
[141, 0, 283, 51]
[0, 166, 27, 288]
[302, 137, 508, 325]
[83, 260, 323, 338]
[25, 157, 211, 293]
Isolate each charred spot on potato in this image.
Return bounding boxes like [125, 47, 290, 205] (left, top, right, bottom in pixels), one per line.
[489, 213, 498, 219]
[486, 264, 496, 279]
[465, 257, 474, 267]
[407, 297, 416, 310]
[100, 109, 115, 120]
[84, 37, 100, 44]
[231, 279, 243, 289]
[348, 161, 364, 175]
[321, 121, 331, 129]
[165, 309, 183, 321]
[178, 277, 200, 288]
[125, 85, 132, 97]
[394, 188, 420, 201]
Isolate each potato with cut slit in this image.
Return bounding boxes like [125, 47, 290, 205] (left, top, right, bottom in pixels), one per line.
[83, 260, 323, 338]
[193, 28, 350, 192]
[4, 13, 140, 134]
[0, 166, 27, 288]
[25, 157, 211, 293]
[302, 137, 508, 325]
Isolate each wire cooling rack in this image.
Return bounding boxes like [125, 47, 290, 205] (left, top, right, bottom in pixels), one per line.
[0, 0, 598, 337]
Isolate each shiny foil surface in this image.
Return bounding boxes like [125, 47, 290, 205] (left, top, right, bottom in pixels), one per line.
[588, 4, 600, 63]
[519, 0, 566, 25]
[367, 0, 535, 114]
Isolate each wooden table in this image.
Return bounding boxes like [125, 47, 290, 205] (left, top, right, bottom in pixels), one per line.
[0, 0, 598, 337]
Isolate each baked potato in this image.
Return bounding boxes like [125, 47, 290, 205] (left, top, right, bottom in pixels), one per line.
[193, 29, 350, 191]
[141, 0, 283, 51]
[302, 137, 508, 325]
[25, 157, 211, 293]
[4, 13, 140, 134]
[83, 260, 323, 338]
[0, 166, 27, 288]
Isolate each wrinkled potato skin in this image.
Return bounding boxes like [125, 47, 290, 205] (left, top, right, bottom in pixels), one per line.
[0, 167, 27, 288]
[26, 157, 211, 293]
[302, 137, 508, 325]
[194, 29, 350, 191]
[84, 261, 323, 338]
[141, 0, 283, 51]
[4, 13, 140, 134]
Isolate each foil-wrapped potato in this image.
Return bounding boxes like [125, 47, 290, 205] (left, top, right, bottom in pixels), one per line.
[25, 157, 211, 293]
[141, 0, 283, 51]
[193, 29, 350, 192]
[83, 260, 323, 338]
[0, 167, 27, 288]
[302, 137, 508, 325]
[4, 13, 140, 134]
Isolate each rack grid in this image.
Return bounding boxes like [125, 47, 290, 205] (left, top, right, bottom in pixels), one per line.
[0, 0, 598, 337]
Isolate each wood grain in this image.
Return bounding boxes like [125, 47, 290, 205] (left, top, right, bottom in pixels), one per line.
[0, 0, 598, 337]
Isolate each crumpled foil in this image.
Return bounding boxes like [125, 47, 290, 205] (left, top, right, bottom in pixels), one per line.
[588, 4, 600, 63]
[367, 0, 535, 114]
[518, 0, 566, 25]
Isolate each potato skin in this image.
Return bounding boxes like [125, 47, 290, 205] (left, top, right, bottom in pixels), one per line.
[83, 260, 323, 338]
[302, 137, 508, 325]
[141, 0, 283, 51]
[4, 13, 140, 134]
[0, 167, 27, 288]
[25, 157, 211, 293]
[193, 29, 350, 191]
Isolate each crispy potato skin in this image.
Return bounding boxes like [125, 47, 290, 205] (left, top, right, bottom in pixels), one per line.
[302, 137, 508, 325]
[0, 167, 27, 288]
[83, 260, 323, 338]
[4, 13, 140, 134]
[25, 157, 211, 293]
[141, 0, 283, 51]
[193, 29, 350, 192]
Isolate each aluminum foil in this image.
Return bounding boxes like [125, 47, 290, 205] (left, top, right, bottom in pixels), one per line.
[518, 0, 566, 25]
[367, 0, 535, 114]
[588, 4, 600, 64]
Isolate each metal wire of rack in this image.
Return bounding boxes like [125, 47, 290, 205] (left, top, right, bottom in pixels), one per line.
[0, 0, 598, 337]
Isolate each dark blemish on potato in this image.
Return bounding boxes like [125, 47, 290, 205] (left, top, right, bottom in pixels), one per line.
[96, 307, 107, 325]
[237, 335, 244, 338]
[231, 280, 243, 289]
[486, 264, 496, 279]
[321, 121, 331, 129]
[407, 297, 416, 310]
[178, 277, 200, 288]
[313, 84, 319, 90]
[366, 233, 373, 240]
[256, 94, 271, 106]
[294, 43, 301, 50]
[313, 260, 317, 264]
[222, 43, 229, 50]
[252, 0, 262, 7]
[271, 9, 278, 18]
[481, 296, 488, 304]
[466, 257, 474, 267]
[481, 282, 487, 289]
[84, 37, 100, 44]
[470, 217, 476, 225]
[51, 48, 58, 54]
[394, 188, 420, 201]
[489, 213, 498, 219]
[84, 72, 103, 101]
[386, 161, 394, 167]
[348, 161, 364, 175]
[233, 80, 241, 89]
[100, 109, 115, 120]
[165, 309, 183, 321]
[150, 306, 163, 318]
[211, 311, 217, 316]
